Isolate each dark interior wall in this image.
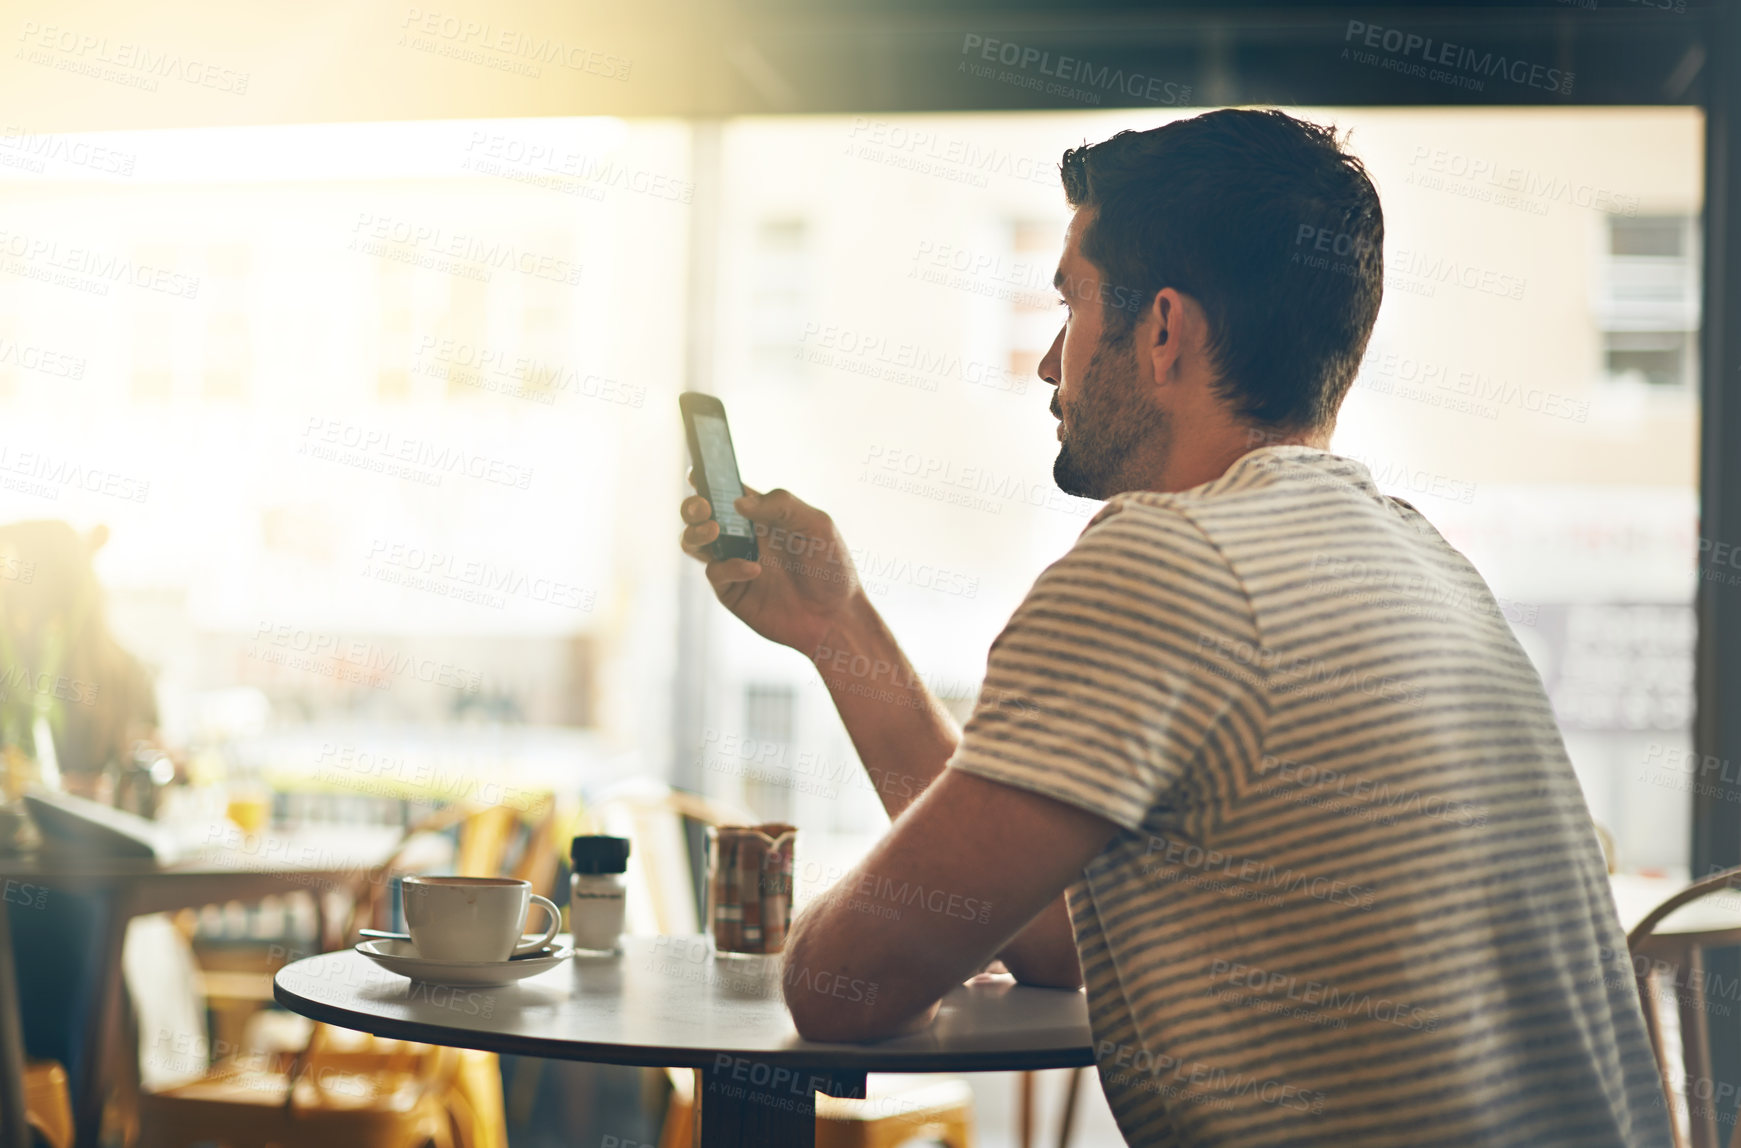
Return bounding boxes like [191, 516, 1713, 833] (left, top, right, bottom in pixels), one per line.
[3, 1, 1714, 134]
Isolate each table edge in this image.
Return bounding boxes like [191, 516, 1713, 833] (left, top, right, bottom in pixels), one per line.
[272, 978, 1096, 1075]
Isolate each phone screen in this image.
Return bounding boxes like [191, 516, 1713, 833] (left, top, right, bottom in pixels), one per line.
[693, 413, 752, 540]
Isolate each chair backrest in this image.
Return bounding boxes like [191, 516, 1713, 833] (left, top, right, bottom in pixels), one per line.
[454, 800, 555, 888]
[121, 913, 210, 1091]
[1594, 821, 1618, 875]
[584, 779, 755, 938]
[1626, 865, 1741, 1148]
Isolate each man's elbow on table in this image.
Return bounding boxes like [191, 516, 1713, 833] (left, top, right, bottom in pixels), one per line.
[1000, 951, 1084, 992]
[785, 986, 940, 1044]
[786, 991, 891, 1044]
[782, 935, 933, 1043]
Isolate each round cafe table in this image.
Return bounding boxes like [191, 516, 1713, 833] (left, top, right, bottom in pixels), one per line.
[275, 934, 1094, 1147]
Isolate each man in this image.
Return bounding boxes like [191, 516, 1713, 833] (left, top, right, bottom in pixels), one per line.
[678, 108, 1670, 1146]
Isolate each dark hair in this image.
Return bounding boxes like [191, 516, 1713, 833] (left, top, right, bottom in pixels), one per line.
[1060, 108, 1383, 432]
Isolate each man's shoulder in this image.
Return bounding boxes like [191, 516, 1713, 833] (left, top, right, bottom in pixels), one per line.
[1026, 494, 1250, 625]
[1092, 449, 1430, 560]
[1063, 493, 1229, 575]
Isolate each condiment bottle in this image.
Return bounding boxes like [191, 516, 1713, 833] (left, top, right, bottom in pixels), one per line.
[569, 835, 630, 953]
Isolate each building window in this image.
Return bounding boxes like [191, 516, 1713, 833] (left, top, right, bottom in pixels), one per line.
[1597, 214, 1699, 389]
[202, 244, 251, 401]
[131, 307, 177, 401]
[516, 278, 569, 404]
[376, 259, 417, 401]
[749, 218, 810, 380]
[740, 682, 796, 822]
[1604, 330, 1695, 390]
[440, 276, 490, 400]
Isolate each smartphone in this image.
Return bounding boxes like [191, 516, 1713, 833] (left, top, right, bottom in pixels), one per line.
[679, 392, 758, 562]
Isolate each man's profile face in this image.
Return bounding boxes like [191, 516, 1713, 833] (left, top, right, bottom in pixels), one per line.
[1040, 209, 1167, 501]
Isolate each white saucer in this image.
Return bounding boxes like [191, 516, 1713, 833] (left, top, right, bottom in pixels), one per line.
[355, 938, 573, 986]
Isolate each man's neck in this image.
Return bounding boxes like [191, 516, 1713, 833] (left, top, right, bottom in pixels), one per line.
[1139, 421, 1330, 495]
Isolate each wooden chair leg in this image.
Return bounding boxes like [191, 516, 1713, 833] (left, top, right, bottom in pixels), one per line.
[1638, 966, 1688, 1148]
[1678, 950, 1717, 1148]
[23, 1062, 75, 1148]
[657, 1069, 695, 1148]
[1056, 1067, 1083, 1148]
[1018, 1070, 1034, 1148]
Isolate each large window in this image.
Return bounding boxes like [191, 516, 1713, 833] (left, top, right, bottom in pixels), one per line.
[0, 108, 1702, 865]
[0, 106, 1705, 1142]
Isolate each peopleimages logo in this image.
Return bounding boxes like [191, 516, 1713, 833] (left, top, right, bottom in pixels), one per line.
[396, 7, 631, 81]
[1342, 20, 1574, 95]
[1261, 751, 1488, 830]
[1142, 835, 1377, 911]
[0, 126, 136, 176]
[0, 227, 199, 299]
[1208, 959, 1441, 1032]
[1094, 1041, 1325, 1113]
[959, 34, 1191, 106]
[812, 868, 993, 926]
[845, 119, 1058, 189]
[16, 20, 251, 95]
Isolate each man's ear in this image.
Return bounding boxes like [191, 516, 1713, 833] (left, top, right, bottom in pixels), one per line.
[1146, 288, 1189, 385]
[86, 524, 109, 554]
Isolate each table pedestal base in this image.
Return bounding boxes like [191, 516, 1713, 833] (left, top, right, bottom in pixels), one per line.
[694, 1064, 866, 1148]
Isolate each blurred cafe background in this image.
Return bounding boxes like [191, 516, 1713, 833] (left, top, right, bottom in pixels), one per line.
[1, 1, 1736, 1145]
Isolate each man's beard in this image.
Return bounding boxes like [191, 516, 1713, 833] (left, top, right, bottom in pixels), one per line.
[1053, 332, 1168, 500]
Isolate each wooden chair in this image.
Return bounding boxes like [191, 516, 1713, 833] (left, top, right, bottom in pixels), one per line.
[24, 1059, 74, 1148]
[589, 781, 980, 1148]
[1595, 821, 1619, 875]
[136, 1024, 460, 1148]
[297, 799, 550, 1148]
[1626, 864, 1741, 1148]
[130, 800, 553, 1148]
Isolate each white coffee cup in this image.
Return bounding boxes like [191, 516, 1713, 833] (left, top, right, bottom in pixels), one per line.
[401, 875, 561, 963]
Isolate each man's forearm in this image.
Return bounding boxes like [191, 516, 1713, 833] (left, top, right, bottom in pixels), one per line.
[809, 592, 959, 818]
[807, 593, 1082, 990]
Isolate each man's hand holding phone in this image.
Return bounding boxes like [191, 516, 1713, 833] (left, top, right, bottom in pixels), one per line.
[679, 480, 867, 656]
[672, 397, 1084, 1009]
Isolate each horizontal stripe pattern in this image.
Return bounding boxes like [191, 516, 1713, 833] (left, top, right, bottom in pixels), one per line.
[948, 446, 1670, 1148]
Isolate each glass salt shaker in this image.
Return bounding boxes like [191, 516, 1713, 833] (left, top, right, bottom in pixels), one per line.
[569, 835, 630, 953]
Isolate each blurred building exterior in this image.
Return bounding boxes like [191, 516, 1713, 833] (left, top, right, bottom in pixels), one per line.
[0, 107, 1702, 874]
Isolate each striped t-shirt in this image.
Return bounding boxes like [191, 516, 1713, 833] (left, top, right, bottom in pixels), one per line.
[948, 446, 1670, 1147]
